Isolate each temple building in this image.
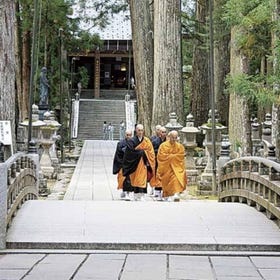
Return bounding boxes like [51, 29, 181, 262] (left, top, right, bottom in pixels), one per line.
[69, 13, 134, 100]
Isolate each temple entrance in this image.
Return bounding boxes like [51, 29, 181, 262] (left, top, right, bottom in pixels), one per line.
[69, 40, 134, 99]
[100, 57, 134, 90]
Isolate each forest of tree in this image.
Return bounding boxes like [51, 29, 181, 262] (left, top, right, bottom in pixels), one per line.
[0, 0, 279, 160]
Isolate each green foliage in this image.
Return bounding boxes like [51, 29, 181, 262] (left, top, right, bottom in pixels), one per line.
[222, 0, 280, 112]
[77, 66, 89, 88]
[222, 0, 268, 27]
[226, 73, 279, 105]
[67, 31, 102, 53]
[222, 0, 272, 58]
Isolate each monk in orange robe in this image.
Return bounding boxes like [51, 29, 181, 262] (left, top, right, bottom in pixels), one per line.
[157, 130, 187, 200]
[123, 124, 155, 200]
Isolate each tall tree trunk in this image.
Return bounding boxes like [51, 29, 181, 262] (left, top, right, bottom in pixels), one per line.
[228, 26, 252, 155]
[129, 0, 154, 135]
[152, 0, 184, 128]
[272, 0, 280, 160]
[21, 31, 31, 120]
[190, 0, 210, 127]
[0, 0, 16, 144]
[214, 0, 230, 126]
[15, 2, 27, 122]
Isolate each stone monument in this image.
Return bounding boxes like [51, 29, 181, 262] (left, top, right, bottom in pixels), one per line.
[39, 67, 50, 119]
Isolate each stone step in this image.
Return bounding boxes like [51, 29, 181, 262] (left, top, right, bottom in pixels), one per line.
[77, 99, 126, 139]
[6, 242, 280, 251]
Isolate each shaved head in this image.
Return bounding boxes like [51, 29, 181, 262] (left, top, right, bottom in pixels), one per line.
[135, 124, 144, 138]
[136, 124, 144, 131]
[125, 130, 132, 138]
[168, 130, 179, 143]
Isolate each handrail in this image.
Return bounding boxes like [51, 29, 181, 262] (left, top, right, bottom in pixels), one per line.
[219, 156, 280, 227]
[0, 152, 39, 249]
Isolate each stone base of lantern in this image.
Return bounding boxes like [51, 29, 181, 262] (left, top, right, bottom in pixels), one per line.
[197, 172, 216, 195]
[41, 166, 55, 179]
[39, 172, 49, 197]
[186, 169, 198, 186]
[50, 157, 60, 178]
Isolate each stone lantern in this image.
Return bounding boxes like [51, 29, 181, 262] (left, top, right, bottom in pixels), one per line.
[262, 113, 272, 142]
[198, 110, 226, 194]
[180, 113, 200, 185]
[48, 111, 61, 174]
[20, 104, 46, 149]
[165, 112, 183, 133]
[40, 111, 61, 179]
[217, 134, 231, 176]
[251, 117, 261, 156]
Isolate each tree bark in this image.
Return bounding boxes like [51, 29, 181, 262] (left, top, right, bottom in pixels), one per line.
[190, 0, 210, 127]
[272, 0, 280, 160]
[152, 0, 184, 128]
[228, 26, 252, 155]
[0, 1, 17, 143]
[214, 0, 230, 126]
[21, 31, 30, 121]
[129, 0, 154, 135]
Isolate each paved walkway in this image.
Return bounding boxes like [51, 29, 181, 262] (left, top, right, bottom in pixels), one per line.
[2, 140, 280, 279]
[1, 252, 280, 280]
[63, 140, 118, 200]
[6, 140, 280, 250]
[5, 200, 280, 251]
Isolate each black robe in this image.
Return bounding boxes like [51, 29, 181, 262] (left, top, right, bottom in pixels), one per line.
[122, 136, 145, 177]
[112, 139, 128, 174]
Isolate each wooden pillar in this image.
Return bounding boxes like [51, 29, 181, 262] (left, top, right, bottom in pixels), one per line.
[94, 51, 100, 98]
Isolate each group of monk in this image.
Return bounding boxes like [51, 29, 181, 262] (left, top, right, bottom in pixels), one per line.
[112, 123, 187, 202]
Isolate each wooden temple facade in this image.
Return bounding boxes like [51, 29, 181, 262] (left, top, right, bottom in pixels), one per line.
[69, 39, 134, 100]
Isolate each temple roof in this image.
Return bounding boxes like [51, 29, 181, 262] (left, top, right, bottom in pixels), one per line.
[93, 13, 131, 40]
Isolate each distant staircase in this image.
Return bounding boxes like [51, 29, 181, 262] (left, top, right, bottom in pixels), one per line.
[77, 99, 126, 140]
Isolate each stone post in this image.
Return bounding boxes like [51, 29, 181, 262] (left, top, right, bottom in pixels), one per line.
[251, 117, 262, 156]
[198, 110, 226, 195]
[39, 111, 61, 180]
[180, 113, 200, 185]
[49, 111, 61, 175]
[217, 134, 231, 182]
[262, 113, 272, 143]
[0, 143, 4, 162]
[0, 163, 7, 249]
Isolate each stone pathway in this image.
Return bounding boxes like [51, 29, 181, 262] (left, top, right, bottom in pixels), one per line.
[0, 252, 280, 279]
[2, 140, 280, 279]
[63, 140, 118, 201]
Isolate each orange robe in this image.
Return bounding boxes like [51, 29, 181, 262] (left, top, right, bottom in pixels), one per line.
[117, 169, 125, 190]
[129, 137, 155, 188]
[157, 141, 187, 197]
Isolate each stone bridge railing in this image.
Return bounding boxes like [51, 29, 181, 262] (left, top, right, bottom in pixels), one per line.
[0, 153, 39, 249]
[219, 156, 280, 227]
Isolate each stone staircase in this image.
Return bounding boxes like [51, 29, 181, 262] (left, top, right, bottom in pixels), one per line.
[77, 99, 126, 140]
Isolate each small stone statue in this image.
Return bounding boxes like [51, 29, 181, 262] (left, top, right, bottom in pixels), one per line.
[39, 67, 49, 106]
